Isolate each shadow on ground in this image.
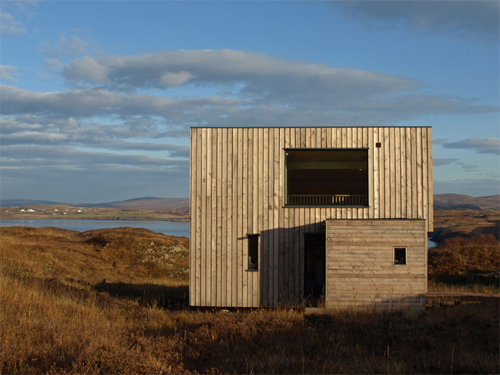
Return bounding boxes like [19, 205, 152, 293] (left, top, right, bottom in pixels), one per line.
[93, 281, 189, 310]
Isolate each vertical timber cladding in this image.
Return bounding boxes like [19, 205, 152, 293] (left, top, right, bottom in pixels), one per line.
[325, 219, 427, 311]
[189, 127, 433, 308]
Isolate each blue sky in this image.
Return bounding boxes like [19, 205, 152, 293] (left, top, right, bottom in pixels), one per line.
[1, 0, 498, 203]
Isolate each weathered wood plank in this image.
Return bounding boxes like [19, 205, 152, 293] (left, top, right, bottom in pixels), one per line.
[397, 128, 402, 218]
[252, 128, 259, 307]
[282, 128, 289, 300]
[211, 129, 217, 306]
[400, 128, 407, 218]
[205, 129, 212, 305]
[262, 128, 269, 306]
[193, 129, 200, 305]
[220, 129, 227, 306]
[422, 128, 428, 230]
[390, 128, 396, 218]
[216, 128, 223, 307]
[189, 129, 196, 305]
[373, 128, 379, 219]
[242, 128, 248, 307]
[226, 129, 233, 307]
[291, 129, 299, 299]
[231, 129, 238, 307]
[254, 128, 267, 306]
[200, 128, 207, 306]
[273, 128, 280, 305]
[417, 127, 423, 220]
[245, 128, 252, 307]
[237, 128, 243, 307]
[427, 128, 434, 231]
[384, 127, 390, 218]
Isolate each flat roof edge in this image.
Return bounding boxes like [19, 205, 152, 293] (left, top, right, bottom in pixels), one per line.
[325, 218, 427, 221]
[190, 126, 432, 129]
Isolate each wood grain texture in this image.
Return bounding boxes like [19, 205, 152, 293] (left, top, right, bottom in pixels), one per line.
[325, 219, 427, 311]
[190, 127, 433, 307]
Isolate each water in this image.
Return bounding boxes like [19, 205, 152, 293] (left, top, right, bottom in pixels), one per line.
[0, 219, 190, 238]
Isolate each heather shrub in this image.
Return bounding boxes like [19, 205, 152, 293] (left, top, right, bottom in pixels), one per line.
[429, 235, 499, 290]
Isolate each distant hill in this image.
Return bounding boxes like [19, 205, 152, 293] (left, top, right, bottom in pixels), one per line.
[0, 198, 62, 207]
[434, 194, 499, 211]
[106, 197, 189, 210]
[3, 194, 498, 211]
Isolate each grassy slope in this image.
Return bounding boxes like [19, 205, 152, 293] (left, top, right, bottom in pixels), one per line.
[1, 227, 499, 374]
[428, 235, 500, 294]
[432, 209, 499, 243]
[434, 194, 499, 211]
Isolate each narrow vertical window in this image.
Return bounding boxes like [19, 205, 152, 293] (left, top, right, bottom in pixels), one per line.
[247, 234, 259, 271]
[394, 248, 407, 265]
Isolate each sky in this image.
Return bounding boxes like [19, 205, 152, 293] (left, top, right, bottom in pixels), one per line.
[0, 0, 498, 203]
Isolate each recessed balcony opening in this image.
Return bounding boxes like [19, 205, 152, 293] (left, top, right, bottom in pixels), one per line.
[285, 149, 368, 207]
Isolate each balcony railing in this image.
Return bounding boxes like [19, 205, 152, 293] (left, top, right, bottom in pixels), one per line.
[287, 194, 368, 206]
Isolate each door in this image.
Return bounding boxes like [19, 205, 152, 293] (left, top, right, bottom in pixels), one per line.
[304, 233, 326, 299]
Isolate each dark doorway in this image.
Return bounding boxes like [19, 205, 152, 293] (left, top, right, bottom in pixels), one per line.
[304, 233, 326, 304]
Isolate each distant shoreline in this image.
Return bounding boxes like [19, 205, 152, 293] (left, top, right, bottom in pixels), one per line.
[0, 217, 189, 222]
[0, 206, 189, 222]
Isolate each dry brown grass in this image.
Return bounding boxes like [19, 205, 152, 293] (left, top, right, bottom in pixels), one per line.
[432, 209, 499, 243]
[0, 226, 189, 285]
[1, 227, 499, 374]
[428, 235, 500, 294]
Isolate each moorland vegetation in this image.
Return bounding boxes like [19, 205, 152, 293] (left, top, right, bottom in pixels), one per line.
[0, 226, 498, 374]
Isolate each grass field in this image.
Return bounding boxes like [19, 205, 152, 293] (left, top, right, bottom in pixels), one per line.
[432, 209, 499, 243]
[1, 227, 499, 374]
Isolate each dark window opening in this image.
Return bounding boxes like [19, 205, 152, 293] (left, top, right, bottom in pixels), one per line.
[394, 248, 407, 265]
[285, 149, 368, 206]
[248, 234, 259, 271]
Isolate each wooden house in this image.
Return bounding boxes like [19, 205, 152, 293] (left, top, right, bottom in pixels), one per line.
[189, 127, 433, 310]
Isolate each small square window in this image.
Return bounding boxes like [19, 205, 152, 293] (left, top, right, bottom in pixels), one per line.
[394, 248, 406, 265]
[248, 234, 259, 271]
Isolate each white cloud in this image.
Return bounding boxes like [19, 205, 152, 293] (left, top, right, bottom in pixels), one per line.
[0, 146, 190, 202]
[57, 35, 88, 56]
[1, 145, 186, 169]
[40, 34, 89, 58]
[0, 85, 246, 123]
[433, 158, 458, 167]
[64, 49, 418, 98]
[60, 49, 496, 123]
[45, 58, 63, 73]
[3, 48, 498, 200]
[38, 35, 91, 76]
[434, 158, 482, 173]
[442, 137, 500, 155]
[63, 56, 109, 83]
[0, 65, 20, 82]
[0, 0, 38, 38]
[0, 11, 27, 37]
[159, 71, 197, 87]
[333, 0, 499, 43]
[455, 161, 479, 173]
[0, 116, 190, 158]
